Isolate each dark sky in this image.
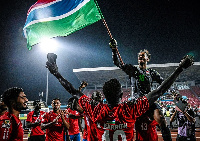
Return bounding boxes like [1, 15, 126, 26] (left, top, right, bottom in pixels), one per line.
[0, 0, 200, 104]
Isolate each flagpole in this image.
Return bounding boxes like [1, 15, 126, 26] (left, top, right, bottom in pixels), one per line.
[95, 0, 124, 65]
[46, 69, 48, 105]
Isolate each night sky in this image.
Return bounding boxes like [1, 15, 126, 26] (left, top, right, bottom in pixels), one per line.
[0, 0, 199, 104]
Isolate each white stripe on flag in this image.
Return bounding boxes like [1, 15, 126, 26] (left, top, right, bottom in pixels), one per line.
[24, 0, 90, 29]
[28, 0, 62, 14]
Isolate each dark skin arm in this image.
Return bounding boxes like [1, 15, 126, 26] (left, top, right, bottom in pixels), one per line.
[26, 120, 41, 128]
[46, 61, 84, 97]
[170, 110, 177, 122]
[170, 110, 195, 123]
[146, 55, 194, 105]
[184, 111, 196, 123]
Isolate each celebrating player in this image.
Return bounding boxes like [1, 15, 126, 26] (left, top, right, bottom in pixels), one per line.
[0, 87, 28, 141]
[46, 53, 193, 140]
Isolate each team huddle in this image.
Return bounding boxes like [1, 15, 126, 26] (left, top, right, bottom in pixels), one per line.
[0, 39, 195, 141]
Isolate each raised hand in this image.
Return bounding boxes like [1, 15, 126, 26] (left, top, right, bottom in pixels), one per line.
[171, 90, 188, 113]
[46, 61, 58, 75]
[179, 55, 194, 69]
[53, 115, 61, 124]
[109, 38, 118, 49]
[79, 81, 88, 91]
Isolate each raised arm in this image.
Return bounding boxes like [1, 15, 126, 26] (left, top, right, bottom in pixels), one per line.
[146, 55, 194, 105]
[183, 110, 196, 123]
[170, 110, 177, 122]
[46, 60, 84, 97]
[109, 38, 124, 68]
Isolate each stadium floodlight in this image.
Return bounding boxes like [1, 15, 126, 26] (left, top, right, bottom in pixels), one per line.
[39, 38, 58, 53]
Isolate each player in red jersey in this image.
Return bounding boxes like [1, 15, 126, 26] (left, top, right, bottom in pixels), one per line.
[46, 53, 193, 140]
[26, 100, 46, 141]
[66, 96, 82, 141]
[135, 114, 159, 141]
[41, 98, 69, 141]
[81, 91, 103, 141]
[0, 87, 28, 141]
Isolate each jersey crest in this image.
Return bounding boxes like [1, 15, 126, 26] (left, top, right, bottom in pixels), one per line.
[1, 120, 10, 128]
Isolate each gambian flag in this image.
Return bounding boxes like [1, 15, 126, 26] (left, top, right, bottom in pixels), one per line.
[23, 0, 102, 50]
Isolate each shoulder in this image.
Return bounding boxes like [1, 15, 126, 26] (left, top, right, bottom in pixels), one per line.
[0, 112, 10, 121]
[40, 111, 46, 114]
[79, 95, 91, 103]
[148, 68, 159, 74]
[28, 111, 34, 116]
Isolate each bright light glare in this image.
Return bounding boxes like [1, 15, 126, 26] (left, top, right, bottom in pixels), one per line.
[40, 38, 58, 53]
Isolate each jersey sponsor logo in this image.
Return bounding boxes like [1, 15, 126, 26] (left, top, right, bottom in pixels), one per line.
[1, 120, 11, 128]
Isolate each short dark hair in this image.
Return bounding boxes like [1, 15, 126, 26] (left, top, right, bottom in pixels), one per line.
[1, 87, 23, 108]
[103, 79, 122, 105]
[52, 98, 60, 101]
[138, 49, 151, 60]
[33, 100, 40, 106]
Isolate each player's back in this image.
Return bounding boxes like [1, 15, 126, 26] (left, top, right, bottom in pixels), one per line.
[79, 95, 149, 141]
[93, 101, 148, 141]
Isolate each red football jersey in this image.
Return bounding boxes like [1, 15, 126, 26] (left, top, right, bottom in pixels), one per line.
[43, 111, 68, 141]
[0, 112, 23, 141]
[135, 116, 158, 141]
[66, 108, 80, 135]
[82, 114, 98, 141]
[26, 110, 46, 136]
[78, 96, 100, 141]
[79, 95, 149, 141]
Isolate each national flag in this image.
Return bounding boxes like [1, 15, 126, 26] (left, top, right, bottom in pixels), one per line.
[23, 0, 102, 50]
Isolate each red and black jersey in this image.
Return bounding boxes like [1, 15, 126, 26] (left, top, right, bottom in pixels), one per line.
[135, 114, 159, 141]
[78, 97, 99, 141]
[26, 110, 46, 136]
[43, 111, 68, 141]
[66, 108, 80, 135]
[0, 112, 23, 141]
[79, 95, 149, 141]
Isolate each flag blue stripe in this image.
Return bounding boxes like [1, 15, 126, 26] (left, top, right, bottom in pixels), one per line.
[24, 0, 85, 27]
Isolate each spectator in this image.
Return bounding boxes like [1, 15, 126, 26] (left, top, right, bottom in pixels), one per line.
[170, 102, 196, 141]
[46, 53, 193, 140]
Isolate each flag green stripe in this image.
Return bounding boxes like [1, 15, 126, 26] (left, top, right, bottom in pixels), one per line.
[25, 0, 101, 50]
